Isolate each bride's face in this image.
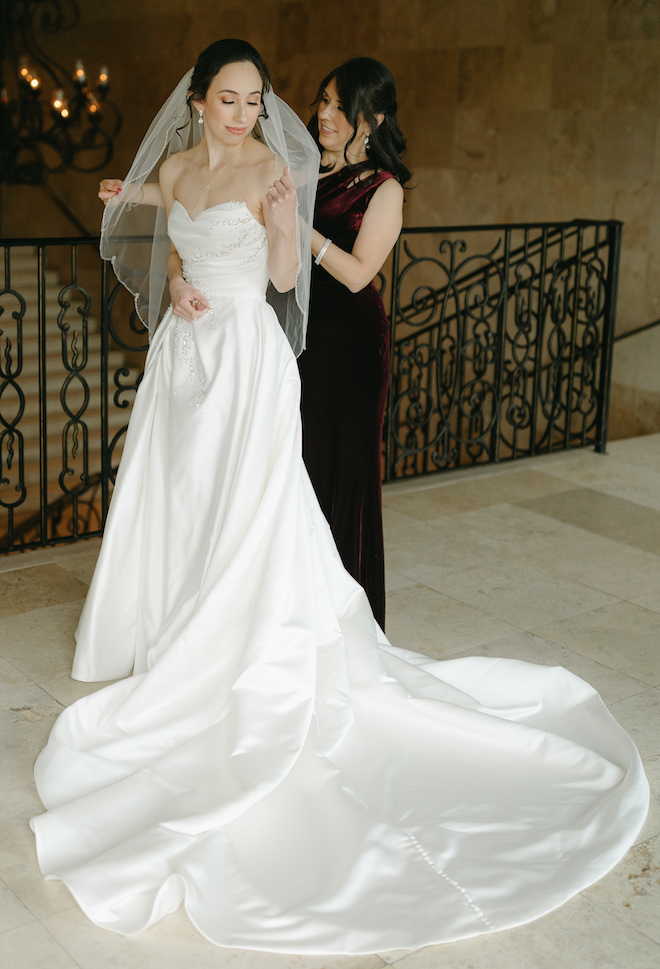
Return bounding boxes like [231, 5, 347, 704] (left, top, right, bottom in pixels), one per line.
[199, 61, 263, 142]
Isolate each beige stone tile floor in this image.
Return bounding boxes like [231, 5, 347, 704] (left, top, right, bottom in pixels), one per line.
[1, 434, 660, 969]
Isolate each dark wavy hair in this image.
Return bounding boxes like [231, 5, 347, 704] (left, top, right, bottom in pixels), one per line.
[309, 57, 411, 186]
[187, 39, 271, 117]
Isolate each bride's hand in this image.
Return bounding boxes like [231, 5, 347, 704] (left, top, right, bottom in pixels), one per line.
[265, 167, 297, 234]
[98, 178, 124, 205]
[169, 278, 211, 322]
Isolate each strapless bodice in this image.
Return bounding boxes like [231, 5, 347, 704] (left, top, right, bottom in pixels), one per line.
[168, 200, 269, 299]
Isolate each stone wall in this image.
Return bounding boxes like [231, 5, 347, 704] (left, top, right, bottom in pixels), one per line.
[2, 0, 658, 437]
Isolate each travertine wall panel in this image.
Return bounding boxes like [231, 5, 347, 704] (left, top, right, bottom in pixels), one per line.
[1, 0, 658, 436]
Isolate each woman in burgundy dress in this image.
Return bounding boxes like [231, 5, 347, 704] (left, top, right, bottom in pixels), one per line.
[300, 58, 411, 628]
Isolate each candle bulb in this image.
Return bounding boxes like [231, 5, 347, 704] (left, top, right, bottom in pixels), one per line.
[74, 59, 86, 86]
[98, 65, 109, 90]
[52, 89, 69, 118]
[87, 92, 101, 119]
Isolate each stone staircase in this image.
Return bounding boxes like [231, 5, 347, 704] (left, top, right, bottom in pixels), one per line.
[1, 246, 142, 547]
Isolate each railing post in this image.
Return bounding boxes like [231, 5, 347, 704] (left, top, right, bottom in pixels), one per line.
[384, 237, 400, 484]
[101, 258, 110, 524]
[37, 244, 48, 544]
[595, 220, 622, 454]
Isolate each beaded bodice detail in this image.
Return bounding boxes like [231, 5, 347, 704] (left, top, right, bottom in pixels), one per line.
[168, 200, 269, 299]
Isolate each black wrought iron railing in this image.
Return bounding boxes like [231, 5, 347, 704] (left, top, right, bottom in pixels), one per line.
[383, 219, 622, 480]
[1, 237, 147, 553]
[1, 218, 622, 553]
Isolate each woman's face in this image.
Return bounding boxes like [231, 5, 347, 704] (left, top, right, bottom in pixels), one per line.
[317, 77, 367, 155]
[197, 61, 263, 142]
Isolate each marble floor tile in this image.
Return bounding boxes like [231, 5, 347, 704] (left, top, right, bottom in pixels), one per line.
[0, 683, 64, 792]
[0, 656, 30, 694]
[0, 600, 81, 682]
[592, 469, 660, 514]
[47, 538, 102, 562]
[385, 503, 582, 584]
[0, 564, 88, 619]
[608, 433, 660, 469]
[377, 951, 413, 966]
[449, 630, 648, 705]
[516, 530, 660, 599]
[527, 453, 660, 511]
[532, 602, 660, 687]
[608, 688, 660, 794]
[41, 905, 387, 969]
[36, 671, 115, 707]
[637, 791, 660, 845]
[386, 584, 518, 657]
[0, 548, 58, 575]
[51, 550, 98, 585]
[0, 814, 76, 920]
[518, 488, 660, 553]
[0, 920, 80, 969]
[382, 505, 419, 531]
[382, 469, 573, 522]
[383, 520, 448, 576]
[387, 894, 660, 968]
[436, 562, 616, 630]
[581, 833, 660, 945]
[384, 569, 417, 593]
[0, 877, 35, 933]
[0, 779, 45, 820]
[630, 590, 660, 613]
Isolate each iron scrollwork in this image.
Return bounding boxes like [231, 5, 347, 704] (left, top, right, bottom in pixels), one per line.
[386, 221, 620, 480]
[0, 278, 27, 523]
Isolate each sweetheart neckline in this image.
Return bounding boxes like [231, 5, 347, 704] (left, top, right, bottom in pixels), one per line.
[171, 199, 265, 230]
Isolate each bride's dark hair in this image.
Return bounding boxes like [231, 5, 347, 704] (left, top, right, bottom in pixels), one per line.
[187, 39, 272, 111]
[309, 57, 411, 186]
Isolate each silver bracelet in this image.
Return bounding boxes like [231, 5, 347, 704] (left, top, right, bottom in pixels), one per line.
[315, 238, 331, 265]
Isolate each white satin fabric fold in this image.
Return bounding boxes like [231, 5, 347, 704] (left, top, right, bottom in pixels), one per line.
[30, 202, 649, 954]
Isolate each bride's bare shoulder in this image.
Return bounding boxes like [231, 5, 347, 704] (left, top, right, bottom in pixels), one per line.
[160, 149, 193, 176]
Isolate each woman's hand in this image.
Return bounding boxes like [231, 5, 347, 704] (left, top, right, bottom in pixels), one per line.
[264, 167, 299, 293]
[98, 178, 124, 205]
[264, 167, 297, 235]
[98, 179, 163, 207]
[169, 277, 212, 323]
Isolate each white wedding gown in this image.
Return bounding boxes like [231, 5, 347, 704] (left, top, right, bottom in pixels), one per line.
[31, 201, 649, 954]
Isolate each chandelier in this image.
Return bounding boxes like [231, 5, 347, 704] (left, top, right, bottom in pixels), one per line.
[0, 0, 121, 185]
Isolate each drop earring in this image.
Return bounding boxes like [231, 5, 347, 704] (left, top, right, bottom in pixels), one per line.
[364, 133, 370, 149]
[198, 110, 204, 125]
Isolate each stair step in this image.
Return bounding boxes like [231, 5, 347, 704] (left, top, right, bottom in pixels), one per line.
[2, 270, 62, 287]
[7, 366, 142, 395]
[13, 351, 125, 379]
[1, 453, 122, 499]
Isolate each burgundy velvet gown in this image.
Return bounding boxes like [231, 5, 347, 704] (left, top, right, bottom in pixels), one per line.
[299, 167, 394, 628]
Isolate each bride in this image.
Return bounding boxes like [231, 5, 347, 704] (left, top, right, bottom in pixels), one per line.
[29, 39, 649, 955]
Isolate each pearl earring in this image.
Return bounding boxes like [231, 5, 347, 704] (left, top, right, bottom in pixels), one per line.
[364, 133, 370, 148]
[198, 110, 204, 125]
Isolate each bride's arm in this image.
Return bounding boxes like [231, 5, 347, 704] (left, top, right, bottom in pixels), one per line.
[311, 178, 404, 293]
[263, 167, 299, 294]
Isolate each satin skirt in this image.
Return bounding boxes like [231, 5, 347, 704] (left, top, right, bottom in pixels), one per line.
[30, 292, 649, 953]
